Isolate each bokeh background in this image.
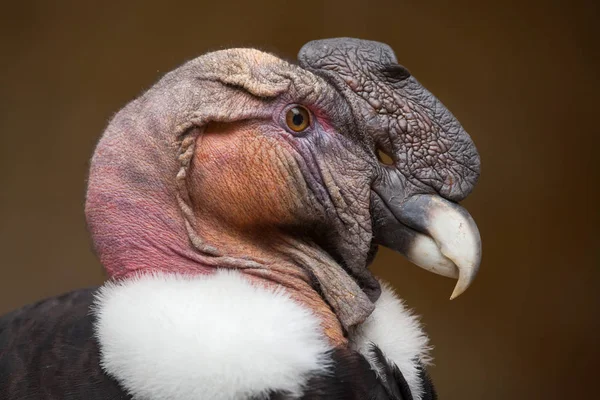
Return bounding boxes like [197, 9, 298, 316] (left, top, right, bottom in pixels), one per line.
[1, 1, 597, 398]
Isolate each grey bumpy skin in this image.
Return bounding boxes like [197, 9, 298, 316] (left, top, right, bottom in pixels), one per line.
[299, 38, 480, 200]
[300, 39, 481, 298]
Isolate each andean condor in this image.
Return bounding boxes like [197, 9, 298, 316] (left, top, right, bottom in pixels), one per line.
[0, 38, 481, 400]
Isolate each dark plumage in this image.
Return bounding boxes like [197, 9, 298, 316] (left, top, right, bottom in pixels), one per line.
[282, 346, 437, 400]
[0, 290, 129, 399]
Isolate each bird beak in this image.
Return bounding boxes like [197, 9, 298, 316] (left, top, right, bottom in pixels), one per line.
[371, 182, 481, 299]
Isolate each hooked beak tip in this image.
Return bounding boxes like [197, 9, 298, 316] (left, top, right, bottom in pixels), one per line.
[449, 270, 477, 300]
[372, 191, 482, 298]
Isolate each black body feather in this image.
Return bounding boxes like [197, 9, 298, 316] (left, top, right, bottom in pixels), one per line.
[0, 289, 130, 399]
[266, 345, 436, 400]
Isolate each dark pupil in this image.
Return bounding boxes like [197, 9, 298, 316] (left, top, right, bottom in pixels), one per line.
[292, 110, 304, 126]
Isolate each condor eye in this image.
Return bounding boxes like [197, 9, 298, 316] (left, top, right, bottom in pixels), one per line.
[285, 106, 311, 133]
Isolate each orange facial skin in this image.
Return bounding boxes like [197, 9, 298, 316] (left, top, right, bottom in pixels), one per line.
[189, 121, 348, 346]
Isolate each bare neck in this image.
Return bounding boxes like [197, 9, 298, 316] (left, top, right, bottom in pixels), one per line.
[195, 222, 375, 347]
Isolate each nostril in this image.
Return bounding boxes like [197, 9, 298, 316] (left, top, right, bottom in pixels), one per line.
[377, 148, 394, 166]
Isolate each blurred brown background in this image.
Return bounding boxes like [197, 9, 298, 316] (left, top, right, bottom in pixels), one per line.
[1, 0, 598, 398]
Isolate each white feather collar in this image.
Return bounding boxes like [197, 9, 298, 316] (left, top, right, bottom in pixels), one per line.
[93, 270, 431, 400]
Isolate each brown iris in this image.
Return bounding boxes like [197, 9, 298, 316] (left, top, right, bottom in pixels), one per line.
[285, 106, 311, 132]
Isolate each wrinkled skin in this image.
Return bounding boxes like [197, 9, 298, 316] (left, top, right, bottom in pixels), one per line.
[299, 39, 479, 200]
[86, 38, 481, 345]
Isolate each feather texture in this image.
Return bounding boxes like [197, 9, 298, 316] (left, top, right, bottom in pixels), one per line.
[265, 345, 437, 400]
[0, 289, 130, 399]
[0, 278, 436, 399]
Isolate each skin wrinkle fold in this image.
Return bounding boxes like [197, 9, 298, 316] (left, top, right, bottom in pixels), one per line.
[319, 154, 370, 235]
[287, 138, 339, 220]
[275, 239, 374, 332]
[307, 147, 351, 228]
